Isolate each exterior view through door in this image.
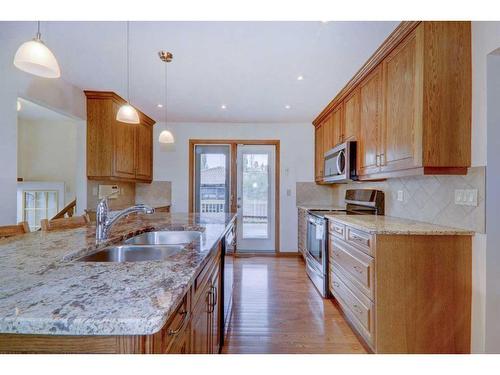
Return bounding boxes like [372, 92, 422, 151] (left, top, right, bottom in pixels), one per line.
[191, 141, 278, 254]
[193, 145, 231, 214]
[236, 144, 275, 253]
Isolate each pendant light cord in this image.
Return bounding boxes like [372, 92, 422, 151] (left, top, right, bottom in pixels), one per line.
[36, 21, 41, 40]
[126, 21, 130, 103]
[164, 58, 168, 125]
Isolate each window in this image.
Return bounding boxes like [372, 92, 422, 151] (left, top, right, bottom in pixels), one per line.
[23, 191, 59, 230]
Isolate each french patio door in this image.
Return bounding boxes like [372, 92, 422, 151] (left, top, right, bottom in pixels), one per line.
[236, 144, 276, 252]
[193, 145, 231, 214]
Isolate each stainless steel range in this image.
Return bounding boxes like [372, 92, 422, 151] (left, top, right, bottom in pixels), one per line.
[305, 189, 384, 297]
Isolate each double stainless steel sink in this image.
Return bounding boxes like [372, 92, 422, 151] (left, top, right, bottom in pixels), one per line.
[77, 231, 202, 263]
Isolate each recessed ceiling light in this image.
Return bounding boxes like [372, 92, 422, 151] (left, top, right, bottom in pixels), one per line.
[321, 21, 329, 24]
[157, 104, 163, 108]
[221, 104, 227, 110]
[297, 75, 304, 81]
[285, 105, 291, 109]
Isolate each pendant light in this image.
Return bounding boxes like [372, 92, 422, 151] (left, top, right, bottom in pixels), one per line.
[116, 21, 140, 124]
[158, 50, 175, 144]
[13, 21, 61, 78]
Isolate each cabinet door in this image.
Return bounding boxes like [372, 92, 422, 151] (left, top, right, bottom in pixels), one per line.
[209, 265, 221, 354]
[358, 65, 383, 177]
[167, 324, 191, 354]
[314, 124, 324, 181]
[343, 89, 360, 142]
[381, 28, 422, 172]
[322, 114, 333, 152]
[113, 115, 137, 179]
[135, 123, 153, 181]
[191, 283, 211, 354]
[331, 104, 344, 146]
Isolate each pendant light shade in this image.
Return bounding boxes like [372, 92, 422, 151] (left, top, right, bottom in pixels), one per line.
[117, 21, 139, 124]
[158, 51, 174, 144]
[159, 129, 174, 144]
[116, 103, 140, 124]
[14, 22, 61, 78]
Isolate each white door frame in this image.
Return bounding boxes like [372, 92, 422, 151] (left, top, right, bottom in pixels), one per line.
[236, 144, 276, 252]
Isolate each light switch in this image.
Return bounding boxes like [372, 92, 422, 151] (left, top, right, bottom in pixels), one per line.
[287, 188, 292, 197]
[397, 190, 404, 202]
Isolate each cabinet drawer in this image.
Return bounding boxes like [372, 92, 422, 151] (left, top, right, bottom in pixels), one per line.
[330, 237, 374, 300]
[330, 270, 374, 347]
[346, 226, 373, 255]
[329, 221, 345, 240]
[159, 293, 190, 353]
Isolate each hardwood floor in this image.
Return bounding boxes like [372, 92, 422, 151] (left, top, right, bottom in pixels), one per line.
[222, 256, 367, 354]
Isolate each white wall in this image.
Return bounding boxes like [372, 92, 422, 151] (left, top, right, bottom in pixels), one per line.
[18, 118, 77, 204]
[0, 23, 86, 224]
[153, 122, 314, 252]
[472, 21, 500, 353]
[486, 51, 500, 353]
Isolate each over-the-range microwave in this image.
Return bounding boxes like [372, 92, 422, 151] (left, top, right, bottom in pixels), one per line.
[323, 141, 357, 183]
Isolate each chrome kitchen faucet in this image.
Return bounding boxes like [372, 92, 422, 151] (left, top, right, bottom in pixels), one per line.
[96, 198, 155, 244]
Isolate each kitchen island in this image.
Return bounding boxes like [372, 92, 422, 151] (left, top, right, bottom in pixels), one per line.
[0, 212, 236, 353]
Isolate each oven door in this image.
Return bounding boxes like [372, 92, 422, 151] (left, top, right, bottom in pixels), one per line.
[306, 216, 324, 265]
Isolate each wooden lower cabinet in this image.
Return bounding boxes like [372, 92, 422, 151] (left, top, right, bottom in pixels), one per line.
[328, 218, 472, 354]
[0, 242, 224, 354]
[297, 208, 308, 260]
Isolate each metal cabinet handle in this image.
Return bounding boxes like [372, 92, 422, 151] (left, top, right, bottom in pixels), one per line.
[380, 153, 385, 165]
[376, 155, 380, 167]
[352, 304, 363, 315]
[167, 310, 190, 336]
[353, 265, 363, 274]
[350, 233, 365, 243]
[206, 290, 213, 313]
[212, 285, 218, 307]
[333, 281, 340, 288]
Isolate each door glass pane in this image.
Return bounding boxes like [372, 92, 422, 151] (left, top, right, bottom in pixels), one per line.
[195, 145, 230, 213]
[242, 153, 269, 239]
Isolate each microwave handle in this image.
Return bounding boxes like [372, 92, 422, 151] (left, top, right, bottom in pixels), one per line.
[336, 150, 345, 174]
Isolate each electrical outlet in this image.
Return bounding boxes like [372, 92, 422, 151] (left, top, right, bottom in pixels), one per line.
[286, 188, 292, 197]
[465, 189, 478, 206]
[92, 187, 98, 196]
[397, 190, 404, 202]
[455, 189, 478, 206]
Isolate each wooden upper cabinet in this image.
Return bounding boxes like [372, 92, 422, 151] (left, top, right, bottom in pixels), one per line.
[331, 104, 344, 146]
[85, 91, 156, 183]
[380, 26, 422, 173]
[314, 124, 325, 181]
[312, 21, 471, 181]
[322, 114, 333, 154]
[343, 88, 360, 142]
[358, 65, 383, 177]
[135, 122, 154, 181]
[113, 112, 137, 179]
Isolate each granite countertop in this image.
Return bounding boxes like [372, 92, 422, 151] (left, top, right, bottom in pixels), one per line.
[0, 212, 236, 336]
[297, 204, 346, 211]
[324, 214, 474, 235]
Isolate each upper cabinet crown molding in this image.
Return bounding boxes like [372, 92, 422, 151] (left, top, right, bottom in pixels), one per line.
[313, 21, 421, 127]
[85, 90, 156, 183]
[313, 21, 471, 182]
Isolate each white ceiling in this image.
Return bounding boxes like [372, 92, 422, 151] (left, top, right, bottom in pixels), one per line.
[6, 21, 399, 123]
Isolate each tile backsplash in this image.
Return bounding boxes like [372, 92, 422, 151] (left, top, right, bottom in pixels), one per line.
[332, 167, 485, 233]
[296, 182, 336, 206]
[136, 181, 172, 208]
